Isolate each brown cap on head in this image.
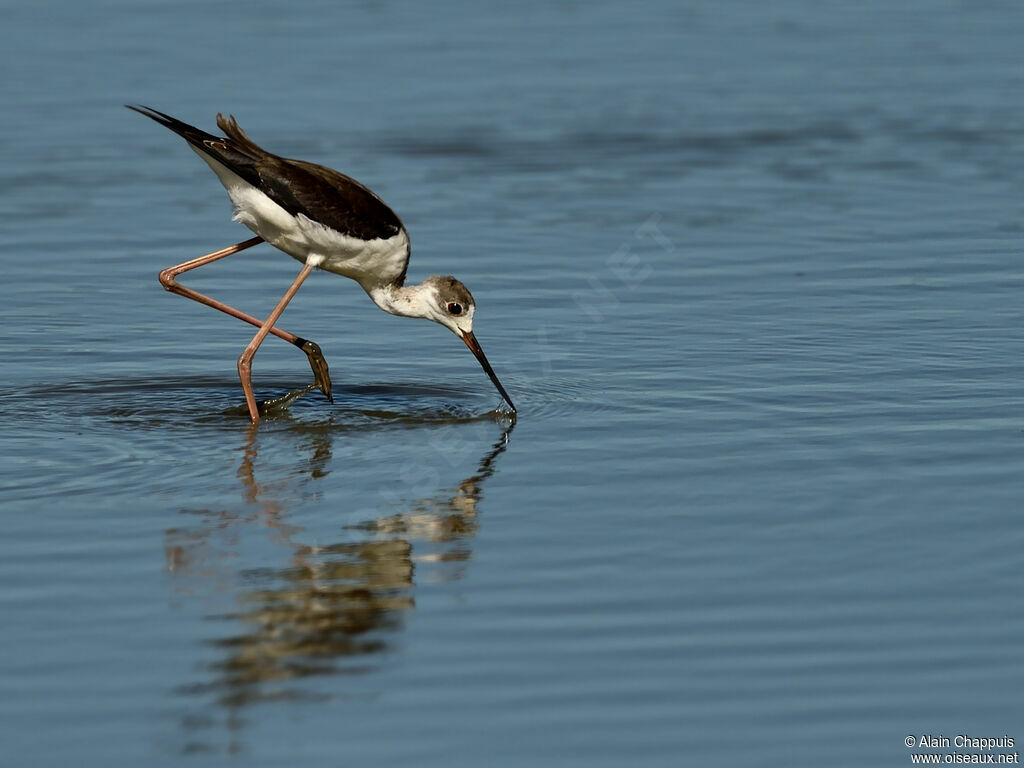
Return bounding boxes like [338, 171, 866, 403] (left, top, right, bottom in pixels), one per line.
[427, 275, 475, 309]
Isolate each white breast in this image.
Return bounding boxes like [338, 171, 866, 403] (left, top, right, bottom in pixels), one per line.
[296, 214, 410, 286]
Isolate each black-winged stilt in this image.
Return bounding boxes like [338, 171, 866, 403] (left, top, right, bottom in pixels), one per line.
[127, 106, 516, 424]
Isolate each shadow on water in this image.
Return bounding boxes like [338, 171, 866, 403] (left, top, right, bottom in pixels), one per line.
[157, 391, 514, 754]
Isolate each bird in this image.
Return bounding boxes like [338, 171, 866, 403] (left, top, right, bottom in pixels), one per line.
[127, 105, 516, 424]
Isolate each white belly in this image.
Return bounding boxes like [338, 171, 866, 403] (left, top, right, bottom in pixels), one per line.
[193, 147, 410, 288]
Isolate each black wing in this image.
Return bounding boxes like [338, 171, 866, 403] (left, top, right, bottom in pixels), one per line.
[127, 105, 404, 242]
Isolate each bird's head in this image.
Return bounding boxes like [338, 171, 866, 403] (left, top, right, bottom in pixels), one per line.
[421, 275, 477, 337]
[421, 275, 516, 413]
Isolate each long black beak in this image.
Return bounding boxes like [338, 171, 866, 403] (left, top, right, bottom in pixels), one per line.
[460, 331, 517, 413]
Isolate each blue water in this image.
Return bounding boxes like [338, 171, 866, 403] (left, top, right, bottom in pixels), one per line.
[2, 1, 1024, 765]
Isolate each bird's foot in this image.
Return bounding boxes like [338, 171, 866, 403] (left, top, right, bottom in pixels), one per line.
[300, 340, 333, 403]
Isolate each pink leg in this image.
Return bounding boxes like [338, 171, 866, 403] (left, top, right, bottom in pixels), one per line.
[238, 262, 317, 425]
[159, 237, 331, 402]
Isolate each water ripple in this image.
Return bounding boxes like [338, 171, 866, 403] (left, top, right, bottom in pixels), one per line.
[3, 375, 522, 433]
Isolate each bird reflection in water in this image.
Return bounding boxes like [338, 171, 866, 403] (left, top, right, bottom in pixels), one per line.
[164, 413, 512, 739]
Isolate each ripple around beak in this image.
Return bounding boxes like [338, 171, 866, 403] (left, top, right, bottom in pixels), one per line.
[460, 331, 516, 413]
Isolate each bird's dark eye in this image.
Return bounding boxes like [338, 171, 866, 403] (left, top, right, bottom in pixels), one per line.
[447, 302, 463, 315]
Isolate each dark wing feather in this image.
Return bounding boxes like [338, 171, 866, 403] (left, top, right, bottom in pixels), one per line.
[126, 105, 264, 187]
[255, 157, 404, 242]
[128, 105, 405, 242]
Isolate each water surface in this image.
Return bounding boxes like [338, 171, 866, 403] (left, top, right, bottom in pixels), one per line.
[2, 1, 1024, 765]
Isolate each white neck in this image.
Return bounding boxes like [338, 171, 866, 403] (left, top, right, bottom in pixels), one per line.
[367, 281, 437, 319]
